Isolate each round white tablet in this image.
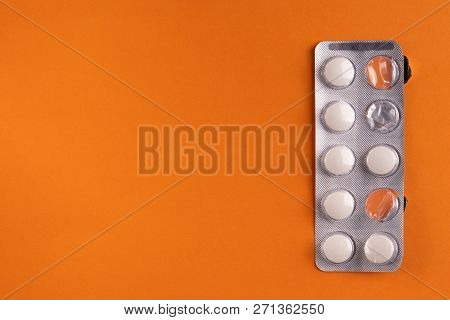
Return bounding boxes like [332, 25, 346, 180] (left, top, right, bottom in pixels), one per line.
[322, 57, 355, 88]
[322, 189, 355, 220]
[322, 101, 355, 132]
[366, 145, 399, 176]
[322, 145, 355, 176]
[364, 233, 398, 264]
[321, 233, 354, 264]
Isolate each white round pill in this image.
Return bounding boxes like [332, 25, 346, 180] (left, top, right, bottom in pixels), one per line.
[322, 145, 355, 176]
[322, 57, 355, 88]
[364, 233, 398, 264]
[321, 233, 354, 264]
[366, 145, 399, 176]
[322, 101, 355, 132]
[322, 189, 355, 220]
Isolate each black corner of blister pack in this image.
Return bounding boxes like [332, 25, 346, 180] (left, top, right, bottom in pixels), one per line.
[404, 56, 412, 84]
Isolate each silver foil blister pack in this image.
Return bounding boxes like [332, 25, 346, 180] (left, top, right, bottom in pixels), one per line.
[314, 41, 407, 272]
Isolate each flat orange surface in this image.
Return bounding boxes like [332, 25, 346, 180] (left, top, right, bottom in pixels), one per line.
[1, 0, 449, 299]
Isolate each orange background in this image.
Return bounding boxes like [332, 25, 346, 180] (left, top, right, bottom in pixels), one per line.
[1, 0, 449, 299]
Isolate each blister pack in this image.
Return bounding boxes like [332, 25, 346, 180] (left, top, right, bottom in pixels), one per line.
[314, 41, 410, 272]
